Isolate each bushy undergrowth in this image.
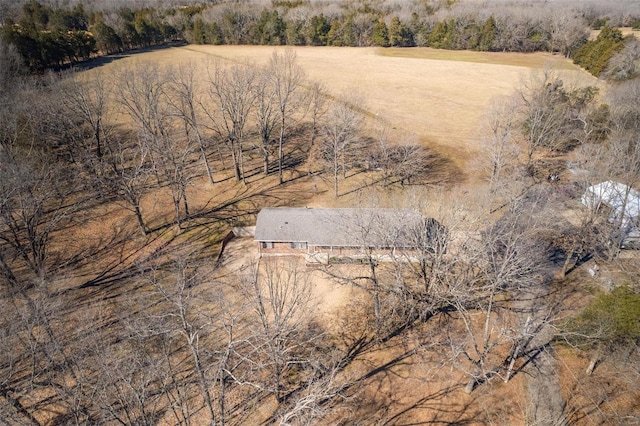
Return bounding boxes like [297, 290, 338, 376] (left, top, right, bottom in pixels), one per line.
[560, 285, 640, 349]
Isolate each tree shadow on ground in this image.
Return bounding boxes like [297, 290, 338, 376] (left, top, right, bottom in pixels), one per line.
[339, 150, 465, 198]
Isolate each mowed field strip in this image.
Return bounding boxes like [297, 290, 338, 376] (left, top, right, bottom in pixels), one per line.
[105, 45, 596, 170]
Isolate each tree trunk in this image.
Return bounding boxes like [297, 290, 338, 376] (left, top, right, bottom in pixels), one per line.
[585, 355, 599, 376]
[173, 196, 182, 230]
[278, 124, 285, 184]
[464, 372, 478, 394]
[182, 191, 190, 219]
[187, 341, 216, 425]
[200, 143, 214, 185]
[263, 150, 269, 175]
[231, 146, 241, 182]
[505, 316, 532, 383]
[133, 205, 147, 235]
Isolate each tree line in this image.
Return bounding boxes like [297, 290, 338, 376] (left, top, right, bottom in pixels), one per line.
[3, 0, 640, 77]
[1, 1, 183, 70]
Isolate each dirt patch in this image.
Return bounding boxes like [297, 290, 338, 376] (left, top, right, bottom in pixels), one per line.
[220, 239, 367, 321]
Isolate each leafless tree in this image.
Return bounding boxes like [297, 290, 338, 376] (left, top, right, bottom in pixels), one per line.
[0, 149, 71, 282]
[369, 128, 433, 187]
[0, 40, 24, 95]
[168, 61, 216, 186]
[254, 66, 280, 175]
[276, 350, 347, 425]
[241, 258, 318, 404]
[448, 201, 548, 393]
[518, 69, 568, 171]
[268, 49, 307, 184]
[205, 61, 256, 184]
[62, 69, 111, 163]
[307, 80, 328, 149]
[105, 137, 151, 233]
[320, 94, 362, 197]
[481, 96, 520, 190]
[603, 38, 640, 81]
[114, 62, 170, 185]
[545, 11, 589, 57]
[142, 259, 218, 425]
[116, 63, 197, 230]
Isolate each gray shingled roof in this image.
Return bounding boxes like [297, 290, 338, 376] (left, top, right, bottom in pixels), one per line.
[254, 207, 423, 248]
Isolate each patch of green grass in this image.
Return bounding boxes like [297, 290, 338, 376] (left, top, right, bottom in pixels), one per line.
[376, 47, 580, 70]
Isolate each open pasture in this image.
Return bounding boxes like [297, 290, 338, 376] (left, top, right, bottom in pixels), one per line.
[103, 45, 595, 175]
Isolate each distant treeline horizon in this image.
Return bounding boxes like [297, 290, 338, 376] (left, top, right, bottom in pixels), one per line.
[2, 0, 639, 73]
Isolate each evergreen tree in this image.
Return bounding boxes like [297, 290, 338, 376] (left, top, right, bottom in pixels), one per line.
[304, 14, 330, 46]
[285, 19, 305, 45]
[388, 16, 413, 47]
[573, 25, 625, 76]
[478, 16, 496, 51]
[92, 19, 122, 54]
[428, 20, 448, 48]
[192, 18, 206, 44]
[256, 9, 285, 45]
[372, 20, 388, 47]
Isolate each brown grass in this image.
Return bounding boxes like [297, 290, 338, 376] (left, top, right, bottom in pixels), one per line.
[99, 45, 596, 181]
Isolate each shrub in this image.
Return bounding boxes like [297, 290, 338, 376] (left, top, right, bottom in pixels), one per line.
[560, 286, 640, 350]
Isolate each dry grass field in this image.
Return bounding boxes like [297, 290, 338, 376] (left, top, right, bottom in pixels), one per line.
[101, 45, 596, 180]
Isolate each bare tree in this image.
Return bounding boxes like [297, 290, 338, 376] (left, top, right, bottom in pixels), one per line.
[369, 128, 433, 187]
[116, 63, 196, 230]
[448, 200, 548, 393]
[603, 38, 640, 81]
[114, 62, 170, 186]
[0, 149, 70, 282]
[103, 138, 151, 235]
[545, 11, 589, 57]
[144, 258, 218, 425]
[254, 65, 280, 175]
[168, 61, 216, 186]
[62, 69, 111, 163]
[518, 69, 568, 170]
[269, 49, 307, 184]
[307, 80, 328, 149]
[481, 96, 519, 190]
[205, 61, 256, 184]
[241, 258, 317, 404]
[320, 94, 362, 197]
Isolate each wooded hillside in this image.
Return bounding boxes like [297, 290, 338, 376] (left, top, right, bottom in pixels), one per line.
[2, 0, 640, 76]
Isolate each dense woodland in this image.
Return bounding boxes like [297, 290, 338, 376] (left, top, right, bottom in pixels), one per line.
[2, 0, 640, 76]
[1, 1, 640, 425]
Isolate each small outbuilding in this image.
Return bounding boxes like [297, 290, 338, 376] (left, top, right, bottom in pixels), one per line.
[254, 207, 429, 263]
[581, 181, 640, 248]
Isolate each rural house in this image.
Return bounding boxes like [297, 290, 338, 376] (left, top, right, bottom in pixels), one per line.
[254, 207, 429, 263]
[582, 181, 640, 248]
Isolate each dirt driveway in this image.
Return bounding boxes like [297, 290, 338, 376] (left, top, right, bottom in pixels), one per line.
[220, 237, 366, 318]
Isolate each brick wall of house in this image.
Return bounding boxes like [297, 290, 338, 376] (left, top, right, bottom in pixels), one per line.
[260, 242, 307, 255]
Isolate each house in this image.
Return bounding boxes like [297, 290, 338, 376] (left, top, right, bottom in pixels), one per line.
[581, 181, 640, 248]
[254, 207, 429, 263]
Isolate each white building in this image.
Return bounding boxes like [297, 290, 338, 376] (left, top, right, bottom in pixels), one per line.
[582, 181, 640, 248]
